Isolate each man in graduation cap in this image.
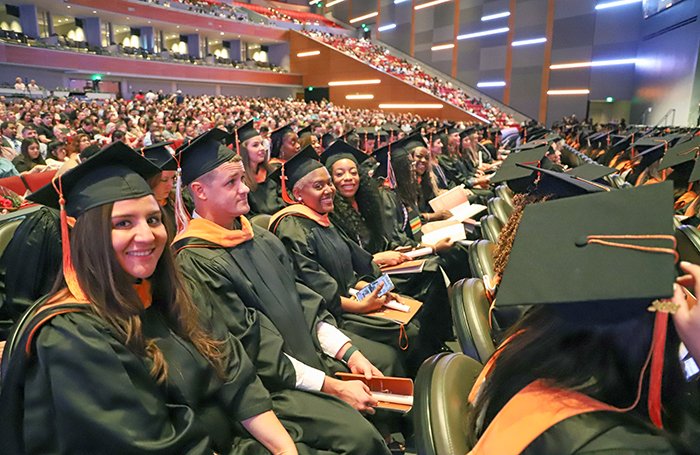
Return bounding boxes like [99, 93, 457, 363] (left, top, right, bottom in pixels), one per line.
[172, 129, 394, 455]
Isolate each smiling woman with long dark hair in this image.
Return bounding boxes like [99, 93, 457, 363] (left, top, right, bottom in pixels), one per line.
[0, 143, 297, 455]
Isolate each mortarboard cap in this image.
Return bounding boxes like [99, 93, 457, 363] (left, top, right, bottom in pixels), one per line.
[497, 182, 676, 324]
[371, 132, 428, 176]
[235, 120, 260, 144]
[382, 122, 401, 133]
[321, 140, 368, 169]
[283, 145, 325, 191]
[28, 142, 159, 217]
[658, 136, 700, 171]
[566, 163, 617, 182]
[459, 127, 477, 139]
[321, 132, 335, 149]
[490, 147, 548, 192]
[517, 163, 612, 199]
[629, 143, 666, 173]
[297, 125, 313, 138]
[142, 141, 177, 171]
[177, 128, 235, 185]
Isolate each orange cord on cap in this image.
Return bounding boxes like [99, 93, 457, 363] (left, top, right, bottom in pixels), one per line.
[583, 233, 678, 428]
[51, 176, 88, 301]
[280, 164, 297, 205]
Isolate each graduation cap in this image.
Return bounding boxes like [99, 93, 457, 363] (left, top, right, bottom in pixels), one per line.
[658, 136, 700, 171]
[340, 128, 356, 141]
[517, 163, 612, 198]
[321, 132, 335, 149]
[270, 125, 295, 157]
[27, 141, 160, 300]
[142, 141, 177, 171]
[459, 126, 477, 139]
[498, 181, 675, 322]
[490, 146, 548, 192]
[176, 128, 235, 185]
[28, 141, 159, 217]
[382, 122, 401, 133]
[280, 145, 324, 204]
[297, 125, 313, 138]
[445, 125, 462, 135]
[234, 120, 260, 145]
[566, 163, 617, 182]
[496, 182, 676, 427]
[372, 133, 427, 182]
[80, 144, 101, 161]
[629, 143, 666, 173]
[321, 140, 368, 169]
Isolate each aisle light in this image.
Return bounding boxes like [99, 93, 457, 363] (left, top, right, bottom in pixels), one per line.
[431, 43, 455, 51]
[349, 12, 378, 23]
[378, 23, 397, 32]
[481, 11, 510, 21]
[379, 103, 444, 109]
[297, 50, 321, 57]
[415, 0, 452, 10]
[394, 0, 410, 3]
[325, 0, 346, 7]
[512, 37, 547, 47]
[550, 58, 638, 69]
[595, 0, 641, 10]
[477, 81, 506, 88]
[346, 94, 375, 100]
[329, 79, 381, 86]
[547, 89, 590, 95]
[457, 27, 509, 40]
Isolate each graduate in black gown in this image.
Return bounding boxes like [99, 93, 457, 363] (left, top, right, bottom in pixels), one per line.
[468, 183, 694, 454]
[270, 147, 450, 374]
[0, 142, 297, 454]
[171, 129, 393, 455]
[238, 120, 285, 216]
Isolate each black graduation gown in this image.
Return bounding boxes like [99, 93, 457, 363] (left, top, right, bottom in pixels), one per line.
[248, 173, 285, 217]
[174, 226, 393, 455]
[0, 206, 61, 340]
[1, 302, 273, 454]
[523, 411, 685, 454]
[273, 213, 451, 371]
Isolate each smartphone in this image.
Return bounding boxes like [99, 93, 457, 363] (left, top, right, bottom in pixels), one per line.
[355, 274, 394, 301]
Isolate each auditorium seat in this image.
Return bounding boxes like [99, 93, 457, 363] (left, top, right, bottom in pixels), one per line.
[449, 278, 495, 363]
[487, 197, 512, 225]
[21, 170, 56, 192]
[250, 213, 272, 229]
[478, 214, 503, 243]
[468, 239, 495, 282]
[494, 184, 513, 207]
[0, 176, 28, 195]
[676, 224, 700, 264]
[414, 353, 482, 455]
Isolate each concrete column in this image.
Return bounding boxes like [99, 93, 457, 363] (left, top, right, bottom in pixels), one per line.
[140, 26, 154, 52]
[267, 42, 289, 68]
[18, 4, 39, 38]
[82, 17, 102, 48]
[186, 33, 200, 58]
[108, 22, 114, 45]
[46, 11, 54, 36]
[226, 39, 241, 61]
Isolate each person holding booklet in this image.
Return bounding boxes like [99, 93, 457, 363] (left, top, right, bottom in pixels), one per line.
[269, 146, 451, 375]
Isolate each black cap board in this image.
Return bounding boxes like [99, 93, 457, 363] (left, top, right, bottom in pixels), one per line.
[517, 163, 612, 199]
[235, 120, 260, 144]
[658, 136, 700, 170]
[177, 128, 235, 185]
[459, 127, 477, 139]
[297, 125, 313, 138]
[321, 140, 368, 168]
[497, 182, 676, 324]
[490, 146, 548, 192]
[372, 133, 427, 179]
[27, 141, 159, 217]
[283, 145, 325, 190]
[142, 141, 177, 171]
[629, 143, 666, 173]
[321, 133, 335, 149]
[566, 163, 617, 182]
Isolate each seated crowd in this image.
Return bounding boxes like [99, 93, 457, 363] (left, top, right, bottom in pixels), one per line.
[0, 89, 700, 454]
[303, 30, 515, 126]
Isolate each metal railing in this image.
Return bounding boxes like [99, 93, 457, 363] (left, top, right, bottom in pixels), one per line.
[654, 108, 676, 127]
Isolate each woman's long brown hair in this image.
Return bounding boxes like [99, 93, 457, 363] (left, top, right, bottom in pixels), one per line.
[58, 201, 227, 383]
[241, 138, 273, 192]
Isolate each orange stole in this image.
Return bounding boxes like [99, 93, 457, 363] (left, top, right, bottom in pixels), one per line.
[268, 204, 331, 230]
[469, 380, 620, 455]
[172, 216, 254, 248]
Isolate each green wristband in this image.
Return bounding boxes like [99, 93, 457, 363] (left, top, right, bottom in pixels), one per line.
[341, 346, 359, 364]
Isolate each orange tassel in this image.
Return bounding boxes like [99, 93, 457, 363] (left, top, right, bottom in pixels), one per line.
[648, 311, 668, 429]
[52, 177, 87, 301]
[280, 164, 296, 205]
[172, 152, 191, 233]
[234, 128, 240, 156]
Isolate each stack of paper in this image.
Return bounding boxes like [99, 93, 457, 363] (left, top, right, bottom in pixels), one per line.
[429, 185, 487, 222]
